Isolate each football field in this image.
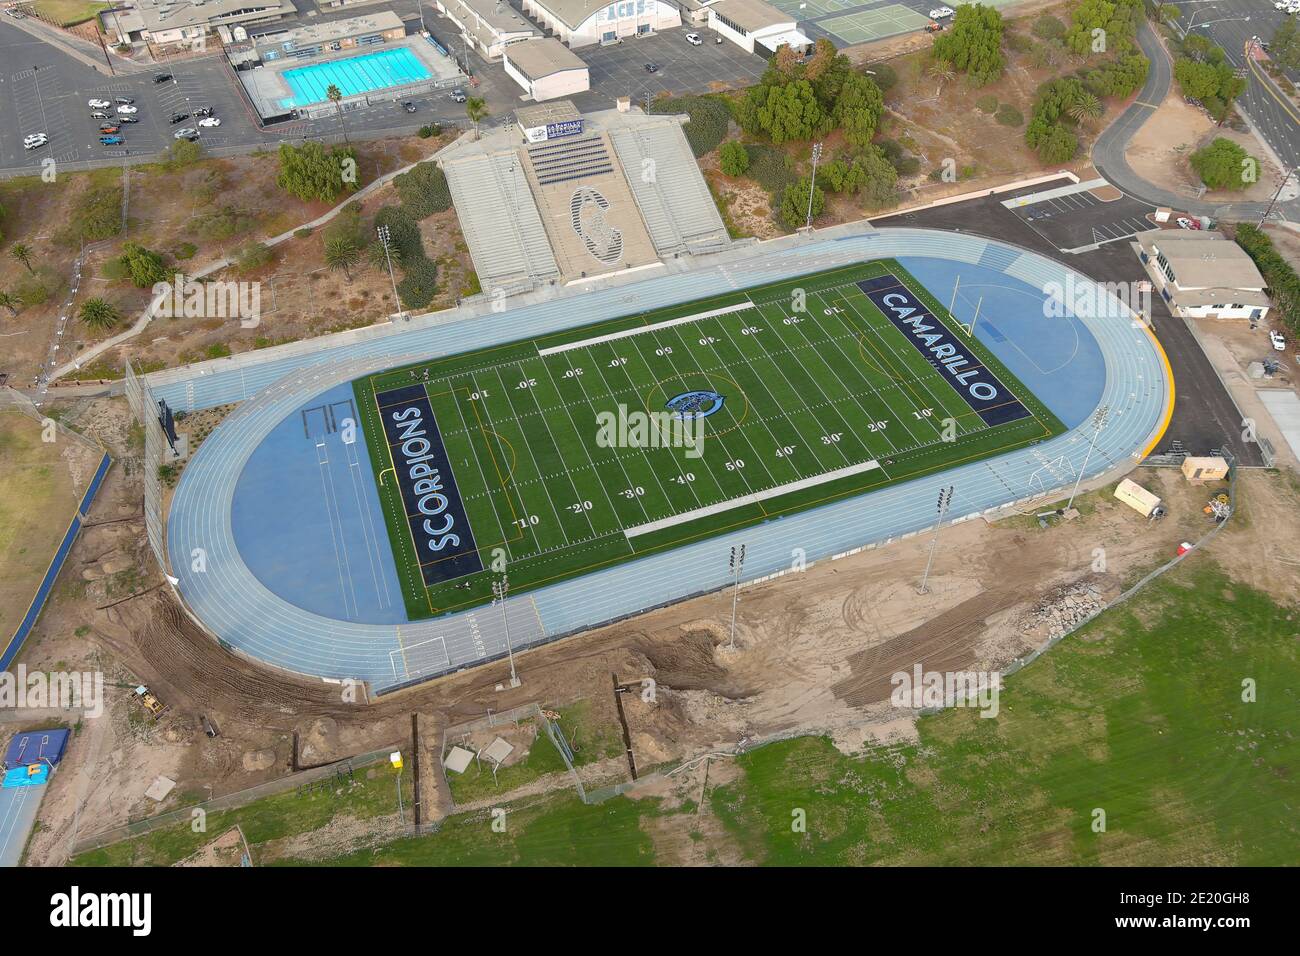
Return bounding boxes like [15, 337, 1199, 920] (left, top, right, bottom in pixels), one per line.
[354, 259, 1066, 619]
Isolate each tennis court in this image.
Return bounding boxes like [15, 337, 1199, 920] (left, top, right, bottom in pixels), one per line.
[764, 0, 858, 17]
[282, 46, 432, 107]
[818, 4, 930, 44]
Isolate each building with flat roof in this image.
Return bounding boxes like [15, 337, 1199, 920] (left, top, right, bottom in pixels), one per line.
[250, 11, 406, 62]
[1134, 230, 1270, 321]
[521, 0, 682, 49]
[706, 0, 808, 55]
[106, 0, 296, 48]
[435, 0, 538, 59]
[504, 38, 590, 101]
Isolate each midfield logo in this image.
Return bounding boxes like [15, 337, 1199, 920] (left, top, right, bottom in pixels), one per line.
[665, 390, 726, 420]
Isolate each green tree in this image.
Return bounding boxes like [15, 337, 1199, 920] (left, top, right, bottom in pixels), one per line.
[466, 96, 489, 140]
[326, 83, 349, 146]
[78, 297, 121, 331]
[0, 290, 19, 316]
[745, 79, 828, 144]
[834, 72, 884, 149]
[932, 4, 1005, 86]
[719, 141, 750, 176]
[1190, 137, 1256, 190]
[1068, 92, 1103, 124]
[324, 235, 361, 281]
[115, 242, 169, 288]
[780, 176, 825, 230]
[854, 145, 900, 208]
[928, 58, 956, 96]
[9, 243, 33, 273]
[275, 142, 359, 203]
[1273, 19, 1300, 73]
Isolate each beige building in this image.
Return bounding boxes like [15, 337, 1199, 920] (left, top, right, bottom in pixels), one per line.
[504, 38, 590, 101]
[707, 0, 809, 55]
[435, 0, 538, 59]
[106, 0, 296, 49]
[1134, 229, 1270, 321]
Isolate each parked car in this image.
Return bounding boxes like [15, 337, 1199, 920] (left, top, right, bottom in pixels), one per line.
[402, 101, 417, 113]
[174, 127, 199, 140]
[1271, 330, 1287, 351]
[117, 116, 139, 124]
[644, 62, 659, 73]
[23, 133, 48, 150]
[449, 89, 467, 103]
[198, 117, 220, 128]
[193, 106, 214, 117]
[90, 111, 110, 119]
[154, 73, 173, 83]
[116, 104, 137, 115]
[114, 96, 134, 105]
[169, 112, 189, 124]
[4, 7, 27, 17]
[99, 136, 124, 145]
[99, 125, 120, 134]
[685, 33, 702, 46]
[88, 98, 111, 109]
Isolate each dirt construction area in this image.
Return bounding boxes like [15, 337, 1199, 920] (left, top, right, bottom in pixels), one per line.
[14, 385, 1291, 865]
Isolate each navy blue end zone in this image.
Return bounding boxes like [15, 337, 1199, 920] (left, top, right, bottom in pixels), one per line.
[376, 383, 483, 585]
[856, 273, 1032, 427]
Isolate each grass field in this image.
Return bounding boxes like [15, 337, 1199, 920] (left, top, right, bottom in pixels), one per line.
[354, 259, 1065, 620]
[0, 410, 93, 641]
[71, 557, 1300, 867]
[21, 0, 109, 27]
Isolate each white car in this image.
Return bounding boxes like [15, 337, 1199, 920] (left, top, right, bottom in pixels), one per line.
[174, 127, 199, 139]
[1271, 330, 1287, 351]
[198, 116, 220, 128]
[116, 104, 137, 114]
[1176, 217, 1194, 229]
[932, 5, 954, 16]
[23, 133, 48, 150]
[88, 98, 111, 109]
[685, 33, 701, 46]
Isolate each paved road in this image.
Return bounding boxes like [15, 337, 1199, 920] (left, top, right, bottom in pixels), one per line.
[1093, 16, 1293, 221]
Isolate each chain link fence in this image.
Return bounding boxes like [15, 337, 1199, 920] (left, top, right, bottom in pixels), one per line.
[70, 746, 397, 856]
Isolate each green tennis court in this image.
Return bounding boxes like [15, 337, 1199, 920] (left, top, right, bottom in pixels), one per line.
[764, 0, 858, 17]
[819, 4, 930, 44]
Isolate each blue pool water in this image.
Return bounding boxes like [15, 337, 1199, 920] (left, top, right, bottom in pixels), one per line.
[280, 46, 431, 108]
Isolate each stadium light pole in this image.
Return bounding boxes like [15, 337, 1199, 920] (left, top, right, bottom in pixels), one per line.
[918, 486, 953, 595]
[728, 544, 746, 650]
[376, 225, 402, 318]
[493, 576, 520, 688]
[805, 142, 823, 230]
[1066, 405, 1110, 511]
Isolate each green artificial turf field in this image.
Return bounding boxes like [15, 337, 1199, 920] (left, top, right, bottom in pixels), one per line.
[353, 259, 1065, 619]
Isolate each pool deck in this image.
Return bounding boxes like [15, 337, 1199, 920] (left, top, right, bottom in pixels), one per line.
[239, 36, 463, 120]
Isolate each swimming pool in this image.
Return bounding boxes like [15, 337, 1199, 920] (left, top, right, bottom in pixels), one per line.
[280, 46, 431, 108]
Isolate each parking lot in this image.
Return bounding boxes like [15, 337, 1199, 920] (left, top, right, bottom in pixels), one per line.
[1009, 188, 1158, 253]
[571, 28, 768, 106]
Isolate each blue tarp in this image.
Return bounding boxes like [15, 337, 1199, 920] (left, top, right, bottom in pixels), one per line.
[3, 728, 70, 773]
[2, 765, 49, 788]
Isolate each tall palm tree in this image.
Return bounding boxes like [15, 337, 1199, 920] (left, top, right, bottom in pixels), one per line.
[466, 96, 488, 140]
[78, 297, 121, 331]
[928, 59, 955, 96]
[326, 83, 349, 146]
[9, 243, 33, 273]
[0, 291, 19, 316]
[324, 235, 361, 282]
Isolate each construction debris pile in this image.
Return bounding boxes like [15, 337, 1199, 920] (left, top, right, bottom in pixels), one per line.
[1020, 580, 1106, 640]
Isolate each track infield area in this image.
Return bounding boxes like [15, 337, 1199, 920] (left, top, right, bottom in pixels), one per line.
[354, 259, 1066, 620]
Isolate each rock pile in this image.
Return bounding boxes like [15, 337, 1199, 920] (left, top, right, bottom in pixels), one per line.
[1022, 580, 1106, 639]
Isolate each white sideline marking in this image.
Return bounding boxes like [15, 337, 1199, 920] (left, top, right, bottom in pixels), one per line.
[537, 302, 755, 356]
[625, 459, 881, 539]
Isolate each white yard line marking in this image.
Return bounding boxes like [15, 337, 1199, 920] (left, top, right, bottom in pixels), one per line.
[537, 302, 754, 356]
[624, 459, 881, 539]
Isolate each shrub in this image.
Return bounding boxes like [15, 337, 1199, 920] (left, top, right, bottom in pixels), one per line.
[1189, 138, 1256, 190]
[61, 185, 123, 246]
[275, 141, 359, 203]
[393, 161, 452, 219]
[113, 243, 169, 288]
[869, 63, 898, 93]
[719, 141, 750, 176]
[744, 144, 797, 196]
[233, 241, 274, 273]
[1031, 14, 1066, 40]
[658, 95, 732, 157]
[173, 241, 198, 260]
[190, 205, 255, 242]
[15, 266, 64, 306]
[396, 256, 438, 311]
[1236, 223, 1300, 336]
[372, 205, 424, 262]
[1007, 32, 1034, 54]
[976, 94, 998, 113]
[779, 177, 825, 230]
[995, 103, 1024, 126]
[417, 123, 442, 138]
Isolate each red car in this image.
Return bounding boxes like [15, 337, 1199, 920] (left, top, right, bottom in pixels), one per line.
[99, 125, 120, 134]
